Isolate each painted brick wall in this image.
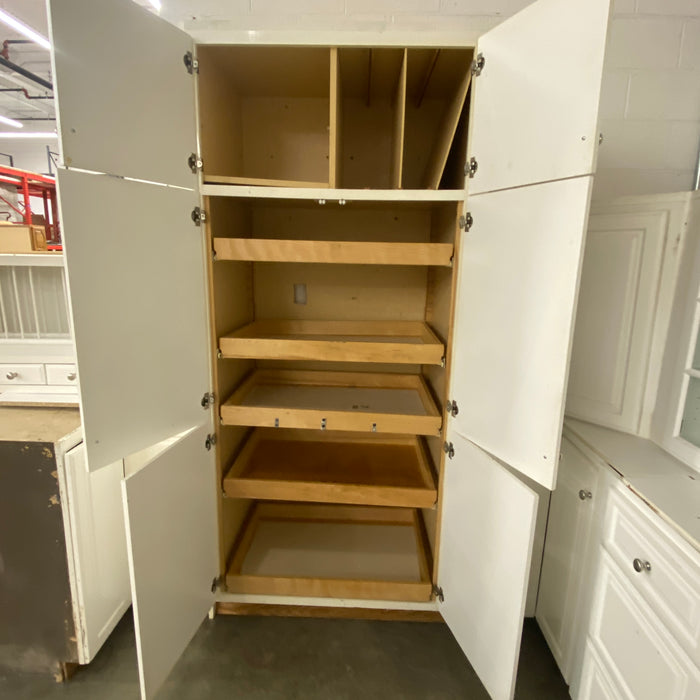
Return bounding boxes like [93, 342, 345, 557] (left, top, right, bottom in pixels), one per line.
[157, 0, 700, 200]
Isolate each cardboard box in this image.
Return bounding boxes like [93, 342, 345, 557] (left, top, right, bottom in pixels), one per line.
[0, 224, 47, 253]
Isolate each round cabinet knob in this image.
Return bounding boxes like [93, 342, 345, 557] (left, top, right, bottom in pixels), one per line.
[5, 371, 18, 380]
[578, 489, 592, 501]
[633, 558, 651, 573]
[67, 373, 77, 381]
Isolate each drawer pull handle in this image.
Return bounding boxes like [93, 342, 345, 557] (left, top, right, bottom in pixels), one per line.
[578, 489, 592, 500]
[5, 371, 18, 380]
[67, 373, 77, 381]
[633, 558, 651, 573]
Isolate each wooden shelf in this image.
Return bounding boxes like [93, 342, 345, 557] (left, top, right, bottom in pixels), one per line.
[213, 238, 453, 266]
[226, 502, 433, 601]
[219, 320, 445, 365]
[220, 369, 442, 435]
[223, 429, 437, 507]
[204, 175, 329, 189]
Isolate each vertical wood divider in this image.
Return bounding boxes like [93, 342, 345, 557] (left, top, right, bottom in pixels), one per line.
[329, 48, 342, 189]
[391, 49, 408, 190]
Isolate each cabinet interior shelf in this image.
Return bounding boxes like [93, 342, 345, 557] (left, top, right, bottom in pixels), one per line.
[219, 320, 445, 365]
[223, 429, 437, 507]
[226, 502, 433, 601]
[213, 238, 453, 266]
[220, 369, 442, 435]
[205, 175, 330, 189]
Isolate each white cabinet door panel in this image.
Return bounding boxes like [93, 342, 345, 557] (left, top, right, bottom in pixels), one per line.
[449, 177, 593, 490]
[57, 171, 210, 472]
[578, 641, 625, 700]
[122, 424, 218, 700]
[469, 0, 610, 194]
[566, 212, 668, 433]
[438, 431, 538, 700]
[48, 0, 197, 187]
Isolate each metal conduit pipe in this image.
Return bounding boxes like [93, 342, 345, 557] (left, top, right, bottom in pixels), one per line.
[0, 55, 52, 91]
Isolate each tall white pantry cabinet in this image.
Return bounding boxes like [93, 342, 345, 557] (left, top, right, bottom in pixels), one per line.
[47, 0, 611, 698]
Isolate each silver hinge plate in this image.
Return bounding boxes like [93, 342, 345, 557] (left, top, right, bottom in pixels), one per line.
[465, 157, 478, 178]
[471, 53, 485, 77]
[184, 51, 199, 74]
[446, 400, 459, 417]
[201, 391, 215, 409]
[443, 441, 455, 460]
[191, 206, 207, 226]
[188, 152, 203, 174]
[432, 584, 444, 603]
[211, 575, 222, 593]
[205, 433, 217, 451]
[458, 212, 473, 232]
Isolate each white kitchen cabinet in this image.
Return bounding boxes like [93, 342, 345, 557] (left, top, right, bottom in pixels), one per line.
[536, 435, 602, 683]
[47, 0, 610, 698]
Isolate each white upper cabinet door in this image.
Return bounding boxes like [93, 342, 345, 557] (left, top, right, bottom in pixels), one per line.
[48, 0, 197, 187]
[449, 176, 593, 490]
[438, 431, 538, 700]
[57, 170, 210, 471]
[122, 424, 218, 700]
[469, 0, 611, 194]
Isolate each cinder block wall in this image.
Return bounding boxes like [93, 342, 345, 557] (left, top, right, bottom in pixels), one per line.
[160, 0, 700, 200]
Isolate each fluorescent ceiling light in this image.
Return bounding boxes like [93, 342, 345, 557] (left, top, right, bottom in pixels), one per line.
[0, 115, 22, 128]
[0, 131, 57, 138]
[148, 0, 162, 10]
[0, 10, 51, 50]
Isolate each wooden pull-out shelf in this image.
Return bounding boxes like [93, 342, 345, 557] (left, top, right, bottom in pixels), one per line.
[205, 175, 330, 189]
[220, 370, 442, 435]
[223, 429, 437, 507]
[213, 238, 453, 266]
[219, 320, 444, 365]
[226, 503, 433, 601]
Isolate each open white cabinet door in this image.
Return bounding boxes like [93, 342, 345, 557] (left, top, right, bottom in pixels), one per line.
[122, 423, 218, 700]
[56, 170, 210, 472]
[438, 431, 538, 700]
[468, 0, 610, 194]
[48, 0, 197, 187]
[449, 177, 593, 489]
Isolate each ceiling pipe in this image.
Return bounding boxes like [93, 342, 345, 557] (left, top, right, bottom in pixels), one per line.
[0, 55, 52, 91]
[0, 87, 51, 100]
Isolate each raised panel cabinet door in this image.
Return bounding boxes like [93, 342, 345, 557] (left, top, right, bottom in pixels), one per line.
[448, 177, 593, 490]
[48, 0, 197, 187]
[56, 171, 210, 471]
[566, 212, 668, 433]
[578, 641, 626, 700]
[438, 430, 538, 700]
[122, 423, 218, 700]
[536, 436, 600, 682]
[469, 0, 611, 194]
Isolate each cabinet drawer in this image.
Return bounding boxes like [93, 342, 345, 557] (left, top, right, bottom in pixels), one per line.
[589, 555, 700, 700]
[46, 364, 78, 386]
[0, 363, 46, 385]
[603, 488, 700, 665]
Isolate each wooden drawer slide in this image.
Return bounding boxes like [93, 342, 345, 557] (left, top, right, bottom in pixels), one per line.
[223, 429, 437, 507]
[226, 503, 433, 602]
[220, 369, 442, 435]
[219, 320, 444, 365]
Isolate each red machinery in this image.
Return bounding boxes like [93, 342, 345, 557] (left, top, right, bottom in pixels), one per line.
[0, 165, 60, 247]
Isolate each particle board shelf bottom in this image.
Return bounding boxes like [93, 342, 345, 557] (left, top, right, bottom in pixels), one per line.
[220, 369, 442, 436]
[219, 320, 444, 365]
[223, 429, 437, 507]
[225, 503, 433, 602]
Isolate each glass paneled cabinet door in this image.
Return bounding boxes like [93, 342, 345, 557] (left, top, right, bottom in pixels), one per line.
[48, 0, 610, 698]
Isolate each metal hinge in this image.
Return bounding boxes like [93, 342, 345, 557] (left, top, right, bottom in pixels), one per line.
[465, 157, 478, 178]
[191, 206, 207, 226]
[458, 212, 473, 232]
[432, 584, 444, 603]
[443, 441, 455, 460]
[205, 433, 217, 451]
[201, 391, 215, 409]
[445, 400, 459, 417]
[211, 575, 223, 593]
[188, 152, 203, 173]
[471, 53, 485, 77]
[184, 51, 199, 74]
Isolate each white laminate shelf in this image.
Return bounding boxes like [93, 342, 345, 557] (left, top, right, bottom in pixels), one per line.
[565, 419, 700, 552]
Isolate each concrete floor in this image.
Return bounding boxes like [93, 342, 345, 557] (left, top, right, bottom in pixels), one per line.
[0, 612, 569, 699]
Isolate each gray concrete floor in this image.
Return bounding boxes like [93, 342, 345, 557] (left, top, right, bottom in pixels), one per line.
[0, 612, 569, 699]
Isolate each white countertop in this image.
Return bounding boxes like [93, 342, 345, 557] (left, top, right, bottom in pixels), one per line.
[565, 419, 700, 552]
